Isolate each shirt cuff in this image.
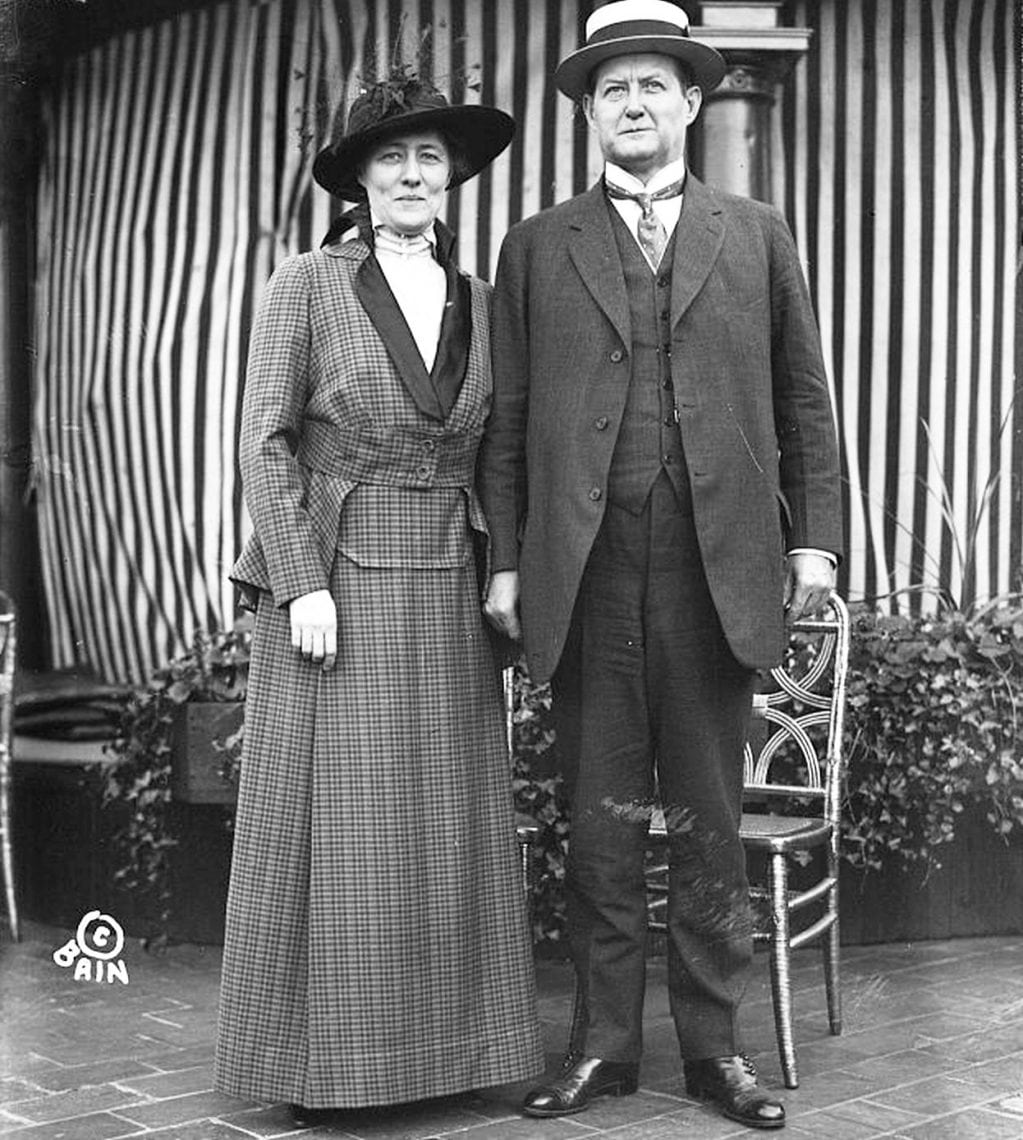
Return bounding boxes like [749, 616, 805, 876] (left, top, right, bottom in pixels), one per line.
[787, 547, 838, 568]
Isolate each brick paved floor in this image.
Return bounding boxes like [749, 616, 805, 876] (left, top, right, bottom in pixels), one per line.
[2, 922, 1023, 1138]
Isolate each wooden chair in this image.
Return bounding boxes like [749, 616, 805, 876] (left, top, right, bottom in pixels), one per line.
[648, 593, 850, 1088]
[0, 591, 19, 941]
[505, 668, 541, 901]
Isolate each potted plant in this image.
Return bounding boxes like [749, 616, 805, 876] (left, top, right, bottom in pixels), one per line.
[835, 597, 1023, 942]
[101, 623, 251, 943]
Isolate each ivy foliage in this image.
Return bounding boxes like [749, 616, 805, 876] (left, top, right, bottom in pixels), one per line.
[102, 626, 250, 944]
[843, 602, 1023, 872]
[509, 669, 570, 947]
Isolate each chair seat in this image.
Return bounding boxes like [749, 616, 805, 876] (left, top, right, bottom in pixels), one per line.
[740, 813, 832, 851]
[516, 817, 541, 844]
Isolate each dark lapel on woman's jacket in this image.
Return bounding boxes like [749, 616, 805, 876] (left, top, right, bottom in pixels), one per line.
[349, 220, 471, 422]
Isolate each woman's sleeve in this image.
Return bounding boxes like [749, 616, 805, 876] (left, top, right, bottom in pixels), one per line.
[238, 256, 330, 606]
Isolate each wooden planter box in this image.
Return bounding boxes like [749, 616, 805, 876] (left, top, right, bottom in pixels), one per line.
[170, 702, 243, 804]
[839, 807, 1023, 944]
[13, 740, 234, 944]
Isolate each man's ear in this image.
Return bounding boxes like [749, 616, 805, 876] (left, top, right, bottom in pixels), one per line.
[582, 93, 595, 129]
[684, 85, 703, 124]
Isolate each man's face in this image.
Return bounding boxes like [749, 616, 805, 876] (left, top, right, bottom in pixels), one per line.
[583, 53, 702, 181]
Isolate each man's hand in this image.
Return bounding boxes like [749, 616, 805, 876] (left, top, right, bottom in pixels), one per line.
[289, 589, 337, 670]
[483, 570, 522, 641]
[783, 553, 835, 624]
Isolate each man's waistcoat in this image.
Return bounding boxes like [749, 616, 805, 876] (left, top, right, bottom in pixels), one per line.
[606, 208, 692, 515]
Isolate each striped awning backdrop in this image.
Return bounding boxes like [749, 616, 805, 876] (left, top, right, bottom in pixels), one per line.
[32, 0, 1020, 682]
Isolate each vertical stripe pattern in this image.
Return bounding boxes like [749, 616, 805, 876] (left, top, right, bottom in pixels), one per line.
[786, 0, 1019, 613]
[32, 0, 1020, 680]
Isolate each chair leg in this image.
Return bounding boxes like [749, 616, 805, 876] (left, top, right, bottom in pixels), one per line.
[519, 836, 533, 899]
[823, 857, 841, 1035]
[768, 852, 797, 1088]
[0, 765, 18, 941]
[517, 831, 537, 941]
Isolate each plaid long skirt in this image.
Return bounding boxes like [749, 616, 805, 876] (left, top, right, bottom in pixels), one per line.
[214, 508, 544, 1106]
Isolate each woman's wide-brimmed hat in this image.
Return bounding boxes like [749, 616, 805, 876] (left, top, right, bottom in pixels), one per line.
[555, 0, 726, 102]
[313, 73, 515, 201]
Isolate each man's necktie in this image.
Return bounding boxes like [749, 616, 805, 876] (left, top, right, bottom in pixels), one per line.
[605, 178, 685, 270]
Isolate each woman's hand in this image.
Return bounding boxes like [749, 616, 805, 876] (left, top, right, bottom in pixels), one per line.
[483, 570, 522, 641]
[289, 589, 337, 671]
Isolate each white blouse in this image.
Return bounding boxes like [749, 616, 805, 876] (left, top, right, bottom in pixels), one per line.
[370, 218, 447, 371]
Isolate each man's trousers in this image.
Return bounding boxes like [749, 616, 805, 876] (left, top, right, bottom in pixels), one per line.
[552, 472, 757, 1062]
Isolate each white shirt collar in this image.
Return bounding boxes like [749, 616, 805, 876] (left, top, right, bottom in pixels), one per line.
[369, 208, 437, 250]
[604, 157, 687, 195]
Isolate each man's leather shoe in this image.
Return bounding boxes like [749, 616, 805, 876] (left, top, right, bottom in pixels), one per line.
[522, 1056, 640, 1117]
[683, 1055, 785, 1130]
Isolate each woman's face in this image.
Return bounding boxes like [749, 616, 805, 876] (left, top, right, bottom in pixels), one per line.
[358, 130, 451, 235]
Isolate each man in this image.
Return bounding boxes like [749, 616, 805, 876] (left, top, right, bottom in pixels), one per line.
[479, 0, 843, 1131]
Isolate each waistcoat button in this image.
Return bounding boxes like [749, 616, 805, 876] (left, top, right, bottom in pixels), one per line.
[588, 487, 603, 501]
[609, 349, 623, 363]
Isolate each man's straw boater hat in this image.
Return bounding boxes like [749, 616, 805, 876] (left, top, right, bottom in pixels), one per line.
[555, 0, 726, 101]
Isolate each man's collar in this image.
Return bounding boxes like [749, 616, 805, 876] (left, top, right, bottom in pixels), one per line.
[603, 157, 687, 195]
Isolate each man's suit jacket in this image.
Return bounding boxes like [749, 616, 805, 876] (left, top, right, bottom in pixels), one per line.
[478, 175, 843, 685]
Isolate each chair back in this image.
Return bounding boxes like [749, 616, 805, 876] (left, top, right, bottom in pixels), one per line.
[743, 593, 850, 830]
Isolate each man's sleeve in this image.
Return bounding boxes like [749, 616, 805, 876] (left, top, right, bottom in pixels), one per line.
[768, 210, 844, 561]
[478, 226, 532, 572]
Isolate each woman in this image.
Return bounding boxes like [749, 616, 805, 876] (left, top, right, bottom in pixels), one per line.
[214, 74, 544, 1119]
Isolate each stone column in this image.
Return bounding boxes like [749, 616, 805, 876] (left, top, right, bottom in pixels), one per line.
[691, 1, 811, 203]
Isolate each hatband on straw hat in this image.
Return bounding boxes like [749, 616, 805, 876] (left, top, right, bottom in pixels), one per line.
[555, 0, 726, 101]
